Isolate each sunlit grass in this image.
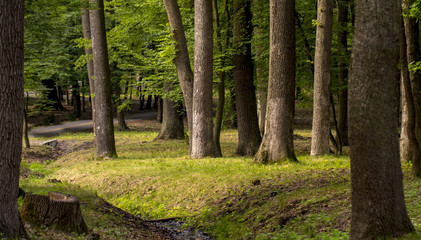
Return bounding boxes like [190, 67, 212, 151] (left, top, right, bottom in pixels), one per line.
[21, 126, 420, 239]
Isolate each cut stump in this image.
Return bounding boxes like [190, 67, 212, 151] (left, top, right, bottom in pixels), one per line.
[20, 191, 88, 234]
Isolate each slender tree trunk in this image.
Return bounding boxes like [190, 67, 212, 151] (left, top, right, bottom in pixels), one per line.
[403, 0, 421, 149]
[82, 8, 95, 122]
[233, 0, 261, 156]
[0, 0, 29, 237]
[191, 0, 216, 158]
[164, 0, 193, 153]
[311, 0, 333, 156]
[90, 0, 117, 158]
[23, 109, 30, 149]
[72, 83, 81, 119]
[401, 19, 421, 176]
[115, 86, 128, 131]
[348, 0, 414, 238]
[337, 0, 349, 146]
[212, 0, 229, 157]
[254, 0, 297, 163]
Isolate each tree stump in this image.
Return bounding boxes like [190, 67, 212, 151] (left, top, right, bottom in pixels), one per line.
[20, 191, 88, 234]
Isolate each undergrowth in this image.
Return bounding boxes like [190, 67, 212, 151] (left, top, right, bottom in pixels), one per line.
[21, 124, 421, 240]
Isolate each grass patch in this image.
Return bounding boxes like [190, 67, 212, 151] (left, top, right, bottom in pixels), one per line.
[21, 122, 421, 239]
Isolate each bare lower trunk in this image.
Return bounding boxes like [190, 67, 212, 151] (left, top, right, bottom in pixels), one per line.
[115, 86, 128, 131]
[349, 0, 414, 238]
[311, 0, 333, 156]
[254, 0, 297, 163]
[401, 19, 421, 176]
[90, 0, 117, 158]
[0, 1, 29, 237]
[163, 0, 194, 152]
[23, 109, 30, 149]
[191, 0, 216, 158]
[233, 0, 261, 156]
[156, 94, 184, 140]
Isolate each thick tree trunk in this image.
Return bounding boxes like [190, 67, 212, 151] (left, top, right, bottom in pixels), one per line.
[21, 192, 88, 234]
[337, 0, 349, 146]
[0, 1, 29, 238]
[233, 0, 261, 156]
[156, 84, 184, 140]
[404, 0, 421, 149]
[162, 2, 194, 144]
[191, 0, 216, 158]
[401, 20, 421, 176]
[254, 0, 297, 163]
[348, 0, 414, 238]
[90, 0, 117, 158]
[311, 0, 333, 156]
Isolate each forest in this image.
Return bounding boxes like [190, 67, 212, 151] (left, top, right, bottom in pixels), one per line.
[0, 0, 420, 239]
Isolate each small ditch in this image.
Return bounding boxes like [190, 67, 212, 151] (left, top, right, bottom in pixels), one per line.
[152, 219, 213, 240]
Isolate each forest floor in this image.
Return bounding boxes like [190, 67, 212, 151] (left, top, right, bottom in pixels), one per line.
[20, 107, 421, 240]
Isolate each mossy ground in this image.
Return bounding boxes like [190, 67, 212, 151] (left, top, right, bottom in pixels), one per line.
[21, 118, 421, 239]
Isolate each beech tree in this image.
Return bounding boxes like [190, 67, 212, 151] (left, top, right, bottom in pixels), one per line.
[311, 0, 333, 156]
[0, 0, 29, 238]
[163, 0, 194, 150]
[90, 0, 117, 157]
[348, 0, 414, 238]
[191, 0, 216, 158]
[254, 0, 297, 163]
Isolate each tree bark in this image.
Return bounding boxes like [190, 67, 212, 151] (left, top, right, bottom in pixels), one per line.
[401, 19, 421, 176]
[403, 0, 421, 149]
[191, 0, 216, 158]
[337, 0, 349, 146]
[72, 83, 82, 119]
[212, 0, 230, 157]
[348, 0, 414, 238]
[21, 192, 88, 235]
[163, 0, 194, 152]
[311, 0, 333, 156]
[90, 0, 117, 158]
[233, 0, 262, 156]
[156, 83, 184, 140]
[81, 8, 95, 123]
[254, 0, 297, 163]
[115, 85, 128, 131]
[23, 109, 31, 149]
[0, 0, 29, 237]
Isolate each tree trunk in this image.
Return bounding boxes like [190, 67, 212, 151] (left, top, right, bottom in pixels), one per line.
[233, 0, 261, 156]
[23, 109, 30, 149]
[337, 0, 349, 146]
[90, 0, 117, 158]
[157, 97, 163, 122]
[311, 0, 333, 156]
[401, 19, 421, 176]
[191, 0, 216, 158]
[163, 0, 195, 153]
[146, 95, 152, 109]
[0, 1, 29, 237]
[348, 0, 414, 238]
[72, 83, 82, 119]
[212, 0, 229, 157]
[254, 0, 297, 163]
[156, 83, 184, 140]
[115, 85, 128, 131]
[403, 0, 421, 149]
[82, 8, 95, 123]
[21, 192, 88, 235]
